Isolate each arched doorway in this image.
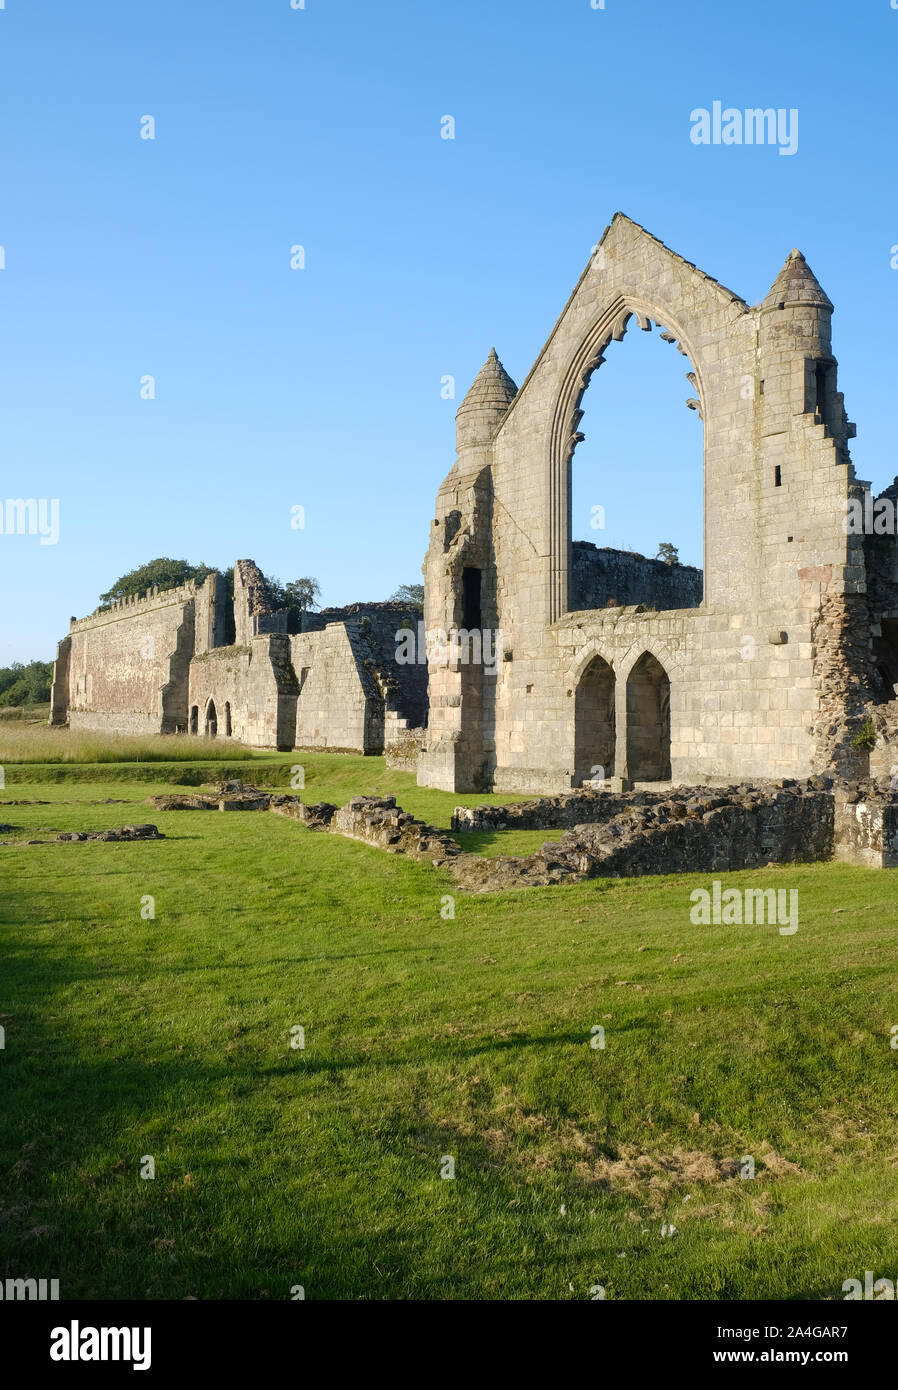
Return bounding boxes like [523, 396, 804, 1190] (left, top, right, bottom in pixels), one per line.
[574, 655, 615, 785]
[626, 653, 670, 780]
[189, 705, 198, 735]
[205, 699, 217, 738]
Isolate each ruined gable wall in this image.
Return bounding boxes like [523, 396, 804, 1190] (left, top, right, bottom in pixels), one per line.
[64, 584, 197, 735]
[485, 218, 789, 790]
[290, 624, 373, 752]
[421, 217, 860, 792]
[301, 603, 428, 729]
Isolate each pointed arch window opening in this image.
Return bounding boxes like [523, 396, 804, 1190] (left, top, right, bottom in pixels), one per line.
[564, 311, 705, 618]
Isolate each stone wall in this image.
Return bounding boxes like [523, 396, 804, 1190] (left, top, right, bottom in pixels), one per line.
[301, 603, 429, 730]
[452, 788, 633, 833]
[49, 633, 71, 727]
[59, 582, 199, 735]
[234, 559, 287, 643]
[290, 623, 374, 751]
[333, 795, 461, 864]
[833, 781, 898, 867]
[385, 723, 426, 772]
[570, 543, 702, 612]
[187, 635, 298, 749]
[453, 781, 835, 892]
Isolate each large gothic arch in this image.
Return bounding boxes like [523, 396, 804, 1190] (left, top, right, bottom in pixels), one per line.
[548, 293, 709, 623]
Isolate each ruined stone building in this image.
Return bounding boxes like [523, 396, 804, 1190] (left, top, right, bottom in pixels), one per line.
[418, 212, 897, 792]
[50, 214, 898, 790]
[50, 560, 426, 753]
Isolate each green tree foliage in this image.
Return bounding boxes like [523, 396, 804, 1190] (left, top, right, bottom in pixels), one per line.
[99, 558, 217, 606]
[655, 542, 680, 566]
[0, 659, 54, 706]
[388, 583, 424, 608]
[266, 577, 322, 635]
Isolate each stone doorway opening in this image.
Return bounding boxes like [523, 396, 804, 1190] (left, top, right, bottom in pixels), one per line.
[574, 655, 615, 785]
[189, 705, 199, 736]
[205, 699, 218, 738]
[626, 652, 670, 780]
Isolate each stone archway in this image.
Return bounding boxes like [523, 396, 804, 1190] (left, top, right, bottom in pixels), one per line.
[205, 699, 218, 738]
[550, 298, 706, 623]
[626, 652, 671, 780]
[574, 655, 615, 785]
[189, 705, 199, 736]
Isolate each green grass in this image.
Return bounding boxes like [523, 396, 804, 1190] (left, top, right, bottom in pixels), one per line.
[0, 725, 284, 765]
[0, 703, 51, 722]
[2, 758, 898, 1300]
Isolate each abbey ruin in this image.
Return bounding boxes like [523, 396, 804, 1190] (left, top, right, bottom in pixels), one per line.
[49, 559, 426, 755]
[50, 214, 898, 798]
[418, 213, 898, 794]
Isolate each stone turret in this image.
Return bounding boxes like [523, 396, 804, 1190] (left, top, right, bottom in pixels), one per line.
[455, 348, 517, 453]
[759, 249, 842, 446]
[417, 351, 515, 791]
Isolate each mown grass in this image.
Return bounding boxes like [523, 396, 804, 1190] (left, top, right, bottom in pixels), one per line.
[2, 758, 898, 1300]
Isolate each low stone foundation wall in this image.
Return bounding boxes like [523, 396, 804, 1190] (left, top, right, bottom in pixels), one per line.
[833, 781, 898, 867]
[270, 800, 338, 830]
[333, 796, 461, 865]
[2, 824, 163, 846]
[142, 775, 898, 889]
[453, 782, 836, 892]
[149, 784, 303, 813]
[452, 789, 657, 834]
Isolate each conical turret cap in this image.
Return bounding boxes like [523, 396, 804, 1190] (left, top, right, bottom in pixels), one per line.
[457, 348, 518, 415]
[762, 249, 833, 311]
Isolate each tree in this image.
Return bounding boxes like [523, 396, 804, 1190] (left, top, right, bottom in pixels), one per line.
[266, 577, 321, 634]
[388, 583, 424, 609]
[655, 543, 680, 566]
[0, 659, 53, 706]
[99, 558, 217, 606]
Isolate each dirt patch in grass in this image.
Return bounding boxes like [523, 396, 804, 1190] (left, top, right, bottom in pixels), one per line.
[586, 1145, 738, 1187]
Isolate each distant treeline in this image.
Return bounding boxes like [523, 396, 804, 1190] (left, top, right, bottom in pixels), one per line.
[0, 660, 53, 707]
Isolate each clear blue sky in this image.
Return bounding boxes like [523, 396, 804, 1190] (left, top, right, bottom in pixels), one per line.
[1, 0, 896, 664]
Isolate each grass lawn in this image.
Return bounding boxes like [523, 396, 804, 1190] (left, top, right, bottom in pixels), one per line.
[2, 752, 898, 1300]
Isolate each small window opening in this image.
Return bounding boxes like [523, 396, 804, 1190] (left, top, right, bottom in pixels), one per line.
[461, 567, 482, 629]
[774, 466, 782, 487]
